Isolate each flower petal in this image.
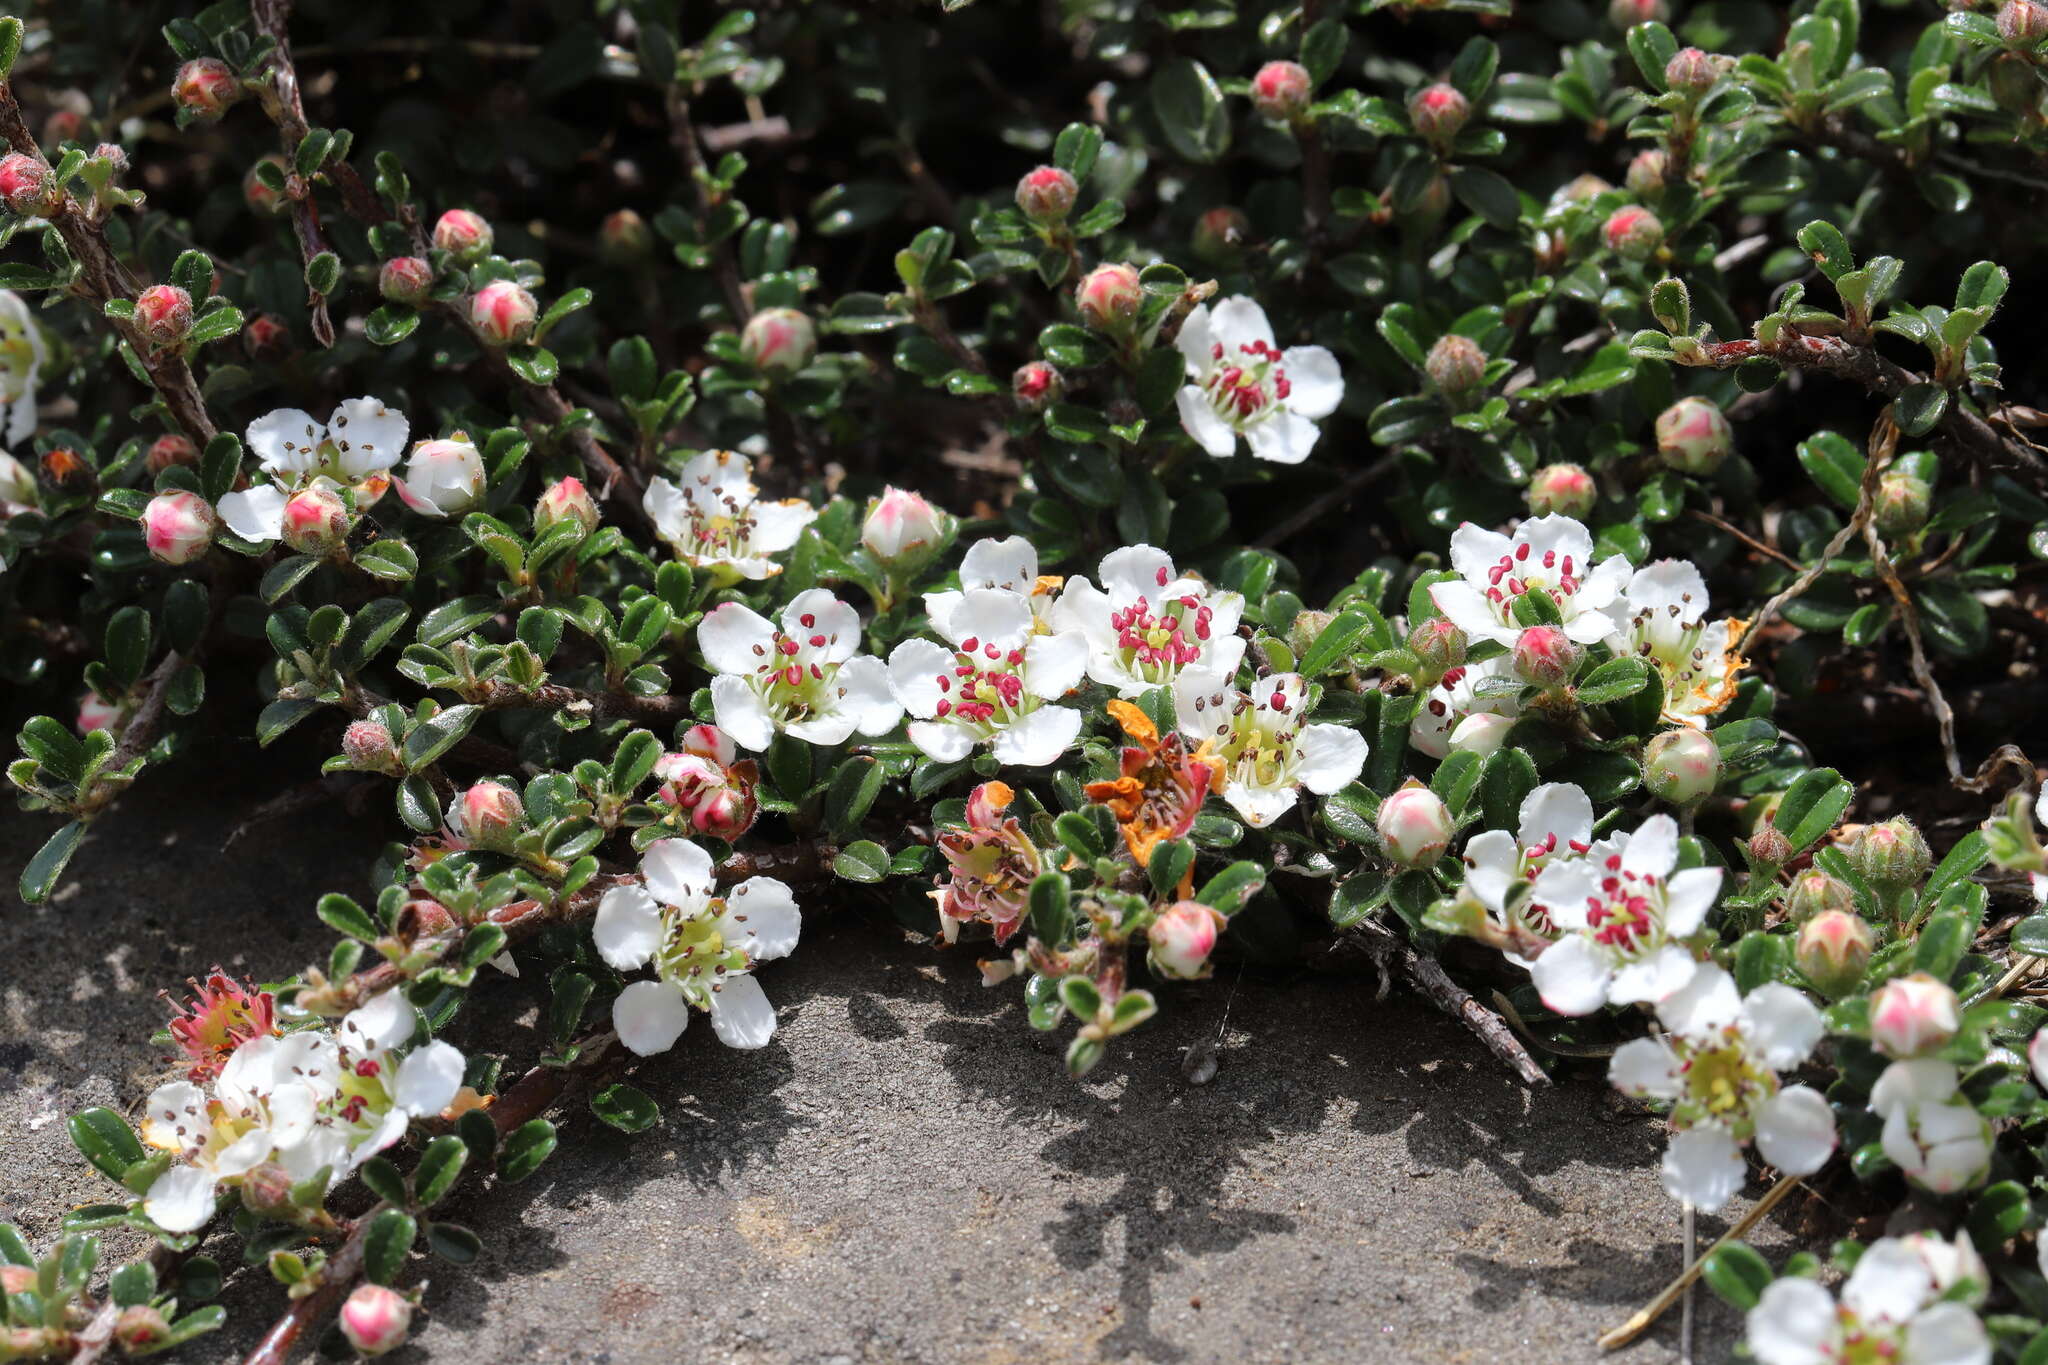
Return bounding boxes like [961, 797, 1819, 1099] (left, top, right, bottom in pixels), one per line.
[991, 705, 1082, 767]
[1843, 1238, 1937, 1325]
[1610, 1036, 1683, 1099]
[1530, 934, 1612, 1015]
[1622, 814, 1680, 880]
[1245, 409, 1319, 465]
[1609, 944, 1700, 1008]
[641, 838, 714, 910]
[718, 877, 801, 962]
[699, 601, 777, 677]
[326, 398, 408, 478]
[592, 884, 663, 971]
[1756, 1086, 1836, 1177]
[1744, 983, 1825, 1069]
[1296, 724, 1366, 794]
[710, 674, 775, 751]
[888, 637, 957, 718]
[143, 1164, 218, 1234]
[1519, 782, 1593, 848]
[1660, 1126, 1746, 1212]
[958, 536, 1039, 593]
[834, 655, 904, 737]
[781, 588, 860, 663]
[906, 718, 976, 762]
[1097, 545, 1176, 606]
[1662, 867, 1724, 937]
[217, 484, 288, 543]
[246, 407, 324, 473]
[1280, 345, 1343, 419]
[342, 989, 415, 1054]
[393, 1040, 465, 1117]
[1209, 295, 1276, 350]
[1745, 1278, 1839, 1365]
[1176, 386, 1238, 458]
[707, 973, 778, 1049]
[1024, 629, 1090, 700]
[1902, 1301, 1991, 1365]
[613, 979, 691, 1057]
[747, 498, 816, 555]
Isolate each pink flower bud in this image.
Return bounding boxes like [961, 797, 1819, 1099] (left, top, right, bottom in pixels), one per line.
[1424, 333, 1487, 400]
[91, 143, 128, 172]
[739, 307, 817, 375]
[1665, 47, 1719, 95]
[0, 153, 56, 216]
[1251, 60, 1313, 121]
[1607, 0, 1669, 27]
[1747, 821, 1792, 870]
[2001, 0, 2048, 47]
[599, 208, 652, 264]
[1407, 617, 1468, 680]
[142, 490, 217, 565]
[1014, 165, 1079, 225]
[1074, 262, 1143, 332]
[1554, 173, 1614, 205]
[146, 434, 199, 475]
[535, 476, 599, 534]
[243, 155, 289, 215]
[242, 313, 292, 362]
[1512, 624, 1582, 689]
[1870, 973, 1961, 1059]
[77, 692, 121, 734]
[282, 484, 350, 556]
[41, 110, 85, 146]
[964, 779, 1015, 830]
[1846, 817, 1932, 897]
[693, 785, 758, 841]
[1796, 910, 1874, 997]
[134, 284, 194, 348]
[679, 724, 737, 767]
[468, 280, 537, 346]
[342, 720, 403, 775]
[1192, 206, 1252, 264]
[1643, 726, 1721, 804]
[1407, 83, 1471, 152]
[433, 208, 493, 263]
[396, 435, 487, 518]
[1874, 470, 1933, 538]
[1654, 396, 1732, 474]
[1379, 784, 1454, 869]
[653, 752, 725, 808]
[1148, 901, 1226, 980]
[1784, 869, 1853, 924]
[1603, 206, 1665, 259]
[1625, 148, 1669, 196]
[172, 58, 241, 120]
[339, 1283, 414, 1357]
[450, 780, 524, 851]
[113, 1306, 171, 1354]
[1526, 463, 1597, 519]
[379, 255, 435, 306]
[1012, 360, 1063, 408]
[861, 486, 949, 563]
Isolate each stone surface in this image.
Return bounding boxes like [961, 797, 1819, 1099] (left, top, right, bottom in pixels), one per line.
[0, 759, 1798, 1362]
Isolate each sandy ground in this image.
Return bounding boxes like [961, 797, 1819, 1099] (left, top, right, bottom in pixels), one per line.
[0, 752, 1795, 1363]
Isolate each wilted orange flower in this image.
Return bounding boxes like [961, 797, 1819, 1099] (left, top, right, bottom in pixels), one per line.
[1084, 700, 1221, 880]
[164, 969, 278, 1081]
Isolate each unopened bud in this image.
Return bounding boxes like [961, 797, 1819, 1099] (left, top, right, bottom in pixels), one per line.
[469, 280, 537, 346]
[1379, 784, 1454, 869]
[1874, 470, 1933, 539]
[1603, 205, 1664, 259]
[1075, 262, 1143, 333]
[77, 692, 121, 734]
[281, 485, 349, 556]
[739, 307, 817, 376]
[1407, 617, 1468, 681]
[1625, 148, 1669, 196]
[1553, 173, 1613, 205]
[1425, 333, 1488, 403]
[1407, 83, 1471, 153]
[142, 490, 216, 565]
[1251, 60, 1313, 121]
[1747, 820, 1792, 870]
[244, 155, 289, 215]
[1192, 206, 1252, 264]
[1796, 910, 1875, 997]
[432, 208, 493, 264]
[242, 313, 292, 362]
[1644, 726, 1721, 804]
[237, 1161, 297, 1215]
[1287, 609, 1335, 663]
[1608, 0, 1669, 27]
[396, 434, 487, 518]
[146, 434, 199, 475]
[449, 780, 523, 851]
[0, 153, 57, 216]
[1655, 396, 1732, 474]
[695, 784, 759, 841]
[342, 721, 403, 776]
[339, 1283, 414, 1357]
[1512, 624, 1582, 689]
[2001, 0, 2048, 47]
[41, 109, 86, 146]
[1527, 463, 1598, 519]
[90, 143, 127, 172]
[172, 58, 241, 120]
[134, 284, 194, 348]
[113, 1306, 171, 1353]
[535, 476, 599, 534]
[862, 486, 951, 565]
[1012, 360, 1063, 408]
[378, 255, 434, 306]
[1014, 165, 1078, 225]
[1846, 817, 1932, 900]
[1784, 869, 1854, 924]
[1871, 973, 1961, 1059]
[1148, 901, 1226, 980]
[599, 208, 652, 265]
[1664, 47, 1719, 95]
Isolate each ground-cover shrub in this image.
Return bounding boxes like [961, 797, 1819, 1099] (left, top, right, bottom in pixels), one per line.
[5, 0, 2048, 1357]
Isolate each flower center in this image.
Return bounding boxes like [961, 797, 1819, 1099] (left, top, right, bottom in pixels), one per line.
[1584, 854, 1664, 955]
[654, 905, 745, 996]
[929, 634, 1030, 732]
[1482, 543, 1580, 616]
[1111, 592, 1214, 681]
[1832, 1308, 1904, 1364]
[1203, 339, 1291, 429]
[1673, 1034, 1774, 1131]
[742, 612, 846, 724]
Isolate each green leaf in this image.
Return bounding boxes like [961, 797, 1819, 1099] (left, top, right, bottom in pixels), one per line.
[317, 893, 380, 942]
[1776, 768, 1854, 852]
[1052, 122, 1103, 181]
[591, 1083, 661, 1134]
[67, 1108, 146, 1182]
[1299, 609, 1371, 677]
[1627, 21, 1679, 91]
[1954, 260, 2008, 313]
[402, 705, 480, 771]
[362, 1209, 416, 1286]
[1448, 166, 1520, 229]
[1151, 57, 1231, 164]
[413, 1135, 469, 1207]
[832, 840, 889, 883]
[1892, 382, 1947, 438]
[1575, 657, 1650, 705]
[358, 1157, 407, 1208]
[20, 821, 84, 903]
[1796, 221, 1853, 282]
[1966, 1181, 2029, 1250]
[353, 538, 418, 581]
[425, 1221, 483, 1263]
[1058, 975, 1102, 1020]
[1700, 1241, 1774, 1310]
[1147, 839, 1195, 901]
[416, 595, 501, 647]
[498, 1119, 558, 1184]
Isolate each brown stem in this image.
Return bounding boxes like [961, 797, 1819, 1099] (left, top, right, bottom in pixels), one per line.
[472, 680, 693, 726]
[249, 0, 336, 346]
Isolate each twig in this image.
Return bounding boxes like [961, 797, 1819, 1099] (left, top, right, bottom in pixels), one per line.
[1252, 453, 1402, 549]
[1689, 507, 1799, 569]
[1353, 917, 1549, 1086]
[1860, 516, 1963, 783]
[249, 0, 336, 347]
[473, 680, 694, 726]
[1597, 1177, 1804, 1350]
[1737, 416, 1891, 652]
[664, 87, 751, 325]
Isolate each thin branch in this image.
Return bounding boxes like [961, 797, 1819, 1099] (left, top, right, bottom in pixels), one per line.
[1253, 453, 1402, 549]
[473, 680, 694, 726]
[1737, 416, 1891, 651]
[249, 0, 336, 347]
[1688, 506, 1799, 570]
[1861, 518, 1963, 782]
[665, 87, 751, 325]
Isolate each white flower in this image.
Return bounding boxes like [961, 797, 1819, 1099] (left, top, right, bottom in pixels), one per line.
[326, 990, 467, 1173]
[394, 434, 487, 518]
[1746, 1236, 1991, 1365]
[1429, 514, 1632, 647]
[1172, 669, 1366, 827]
[1527, 813, 1720, 1015]
[1173, 296, 1343, 464]
[923, 535, 1064, 636]
[889, 587, 1088, 765]
[593, 839, 800, 1054]
[1871, 1059, 1993, 1195]
[1409, 655, 1522, 759]
[643, 449, 815, 581]
[0, 291, 46, 445]
[1051, 545, 1245, 697]
[1602, 558, 1746, 726]
[698, 587, 901, 750]
[1459, 782, 1594, 954]
[1608, 966, 1834, 1211]
[222, 398, 409, 542]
